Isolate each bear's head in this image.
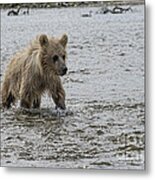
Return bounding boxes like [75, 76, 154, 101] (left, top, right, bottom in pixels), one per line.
[39, 34, 68, 76]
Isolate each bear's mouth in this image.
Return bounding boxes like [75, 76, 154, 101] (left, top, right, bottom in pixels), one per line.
[60, 71, 67, 76]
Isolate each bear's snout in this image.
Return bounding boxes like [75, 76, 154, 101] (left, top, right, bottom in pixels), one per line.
[60, 66, 68, 76]
[63, 67, 68, 74]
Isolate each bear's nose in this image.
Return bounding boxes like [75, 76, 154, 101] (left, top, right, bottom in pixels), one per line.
[63, 67, 68, 74]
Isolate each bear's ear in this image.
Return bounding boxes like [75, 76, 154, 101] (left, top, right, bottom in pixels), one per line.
[39, 34, 49, 47]
[59, 34, 68, 48]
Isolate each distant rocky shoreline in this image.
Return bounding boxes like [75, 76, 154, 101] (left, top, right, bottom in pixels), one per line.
[0, 1, 144, 9]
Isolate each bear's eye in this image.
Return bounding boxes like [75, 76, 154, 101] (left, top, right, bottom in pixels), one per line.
[62, 55, 65, 60]
[53, 55, 59, 63]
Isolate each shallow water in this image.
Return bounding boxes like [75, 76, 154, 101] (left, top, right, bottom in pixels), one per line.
[1, 5, 144, 169]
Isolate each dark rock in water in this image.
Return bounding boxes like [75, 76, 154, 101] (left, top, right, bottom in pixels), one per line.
[125, 68, 131, 72]
[81, 11, 93, 17]
[7, 7, 21, 16]
[7, 6, 30, 16]
[96, 6, 133, 15]
[119, 52, 126, 56]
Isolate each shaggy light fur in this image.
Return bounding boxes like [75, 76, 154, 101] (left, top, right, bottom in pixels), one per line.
[2, 34, 68, 109]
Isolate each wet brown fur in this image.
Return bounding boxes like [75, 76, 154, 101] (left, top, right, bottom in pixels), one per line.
[2, 34, 68, 109]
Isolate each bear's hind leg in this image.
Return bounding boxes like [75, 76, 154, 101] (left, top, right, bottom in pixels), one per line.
[20, 99, 31, 109]
[20, 85, 33, 109]
[3, 92, 15, 109]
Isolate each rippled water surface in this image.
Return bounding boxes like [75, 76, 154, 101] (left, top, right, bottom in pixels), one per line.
[1, 5, 145, 169]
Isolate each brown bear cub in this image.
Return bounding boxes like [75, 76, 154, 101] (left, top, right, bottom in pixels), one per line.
[2, 34, 68, 110]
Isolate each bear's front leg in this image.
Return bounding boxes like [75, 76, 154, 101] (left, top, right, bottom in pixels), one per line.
[55, 96, 66, 110]
[33, 96, 41, 109]
[52, 87, 66, 110]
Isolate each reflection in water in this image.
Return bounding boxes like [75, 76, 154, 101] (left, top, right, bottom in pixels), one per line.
[1, 5, 144, 169]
